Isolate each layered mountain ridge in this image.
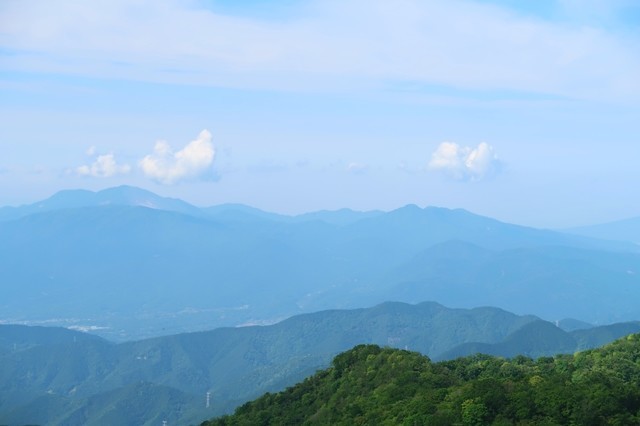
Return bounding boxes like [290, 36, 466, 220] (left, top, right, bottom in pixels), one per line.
[2, 301, 639, 426]
[2, 186, 640, 341]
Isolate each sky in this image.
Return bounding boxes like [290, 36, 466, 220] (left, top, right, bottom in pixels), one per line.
[1, 0, 639, 228]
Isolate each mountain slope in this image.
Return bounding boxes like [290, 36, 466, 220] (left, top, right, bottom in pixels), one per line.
[2, 302, 640, 426]
[292, 208, 384, 226]
[0, 185, 206, 221]
[0, 382, 206, 426]
[382, 240, 640, 322]
[2, 186, 640, 339]
[344, 204, 634, 253]
[204, 334, 640, 425]
[566, 215, 640, 244]
[437, 320, 577, 360]
[0, 302, 541, 418]
[0, 204, 323, 339]
[0, 324, 105, 352]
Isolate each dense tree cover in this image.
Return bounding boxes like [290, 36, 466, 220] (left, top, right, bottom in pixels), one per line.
[4, 312, 638, 425]
[203, 334, 640, 425]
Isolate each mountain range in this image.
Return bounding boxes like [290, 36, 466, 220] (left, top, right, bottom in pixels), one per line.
[2, 185, 640, 341]
[2, 301, 639, 426]
[566, 216, 640, 245]
[203, 334, 640, 425]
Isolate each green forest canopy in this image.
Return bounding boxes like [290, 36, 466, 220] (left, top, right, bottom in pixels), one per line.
[204, 333, 640, 425]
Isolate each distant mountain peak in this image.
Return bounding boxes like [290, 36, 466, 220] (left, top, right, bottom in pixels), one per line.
[98, 185, 156, 197]
[393, 203, 423, 213]
[377, 204, 478, 223]
[566, 215, 640, 245]
[0, 185, 203, 221]
[391, 204, 473, 216]
[94, 186, 182, 209]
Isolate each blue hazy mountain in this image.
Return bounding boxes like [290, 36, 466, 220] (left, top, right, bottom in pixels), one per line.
[0, 185, 383, 226]
[565, 216, 640, 244]
[0, 324, 105, 358]
[202, 203, 291, 223]
[0, 185, 205, 221]
[343, 204, 635, 252]
[292, 208, 384, 225]
[556, 317, 594, 331]
[380, 240, 640, 322]
[203, 204, 383, 225]
[1, 186, 640, 340]
[2, 301, 639, 426]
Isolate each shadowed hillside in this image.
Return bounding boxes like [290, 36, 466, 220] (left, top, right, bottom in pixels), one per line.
[2, 302, 639, 425]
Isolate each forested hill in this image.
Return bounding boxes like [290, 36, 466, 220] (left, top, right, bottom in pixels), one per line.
[204, 334, 640, 425]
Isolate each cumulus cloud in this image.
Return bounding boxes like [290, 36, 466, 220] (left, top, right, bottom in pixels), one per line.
[77, 153, 131, 178]
[428, 142, 501, 181]
[140, 129, 215, 184]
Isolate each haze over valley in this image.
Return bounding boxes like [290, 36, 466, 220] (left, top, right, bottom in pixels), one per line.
[2, 186, 640, 342]
[2, 186, 640, 424]
[2, 0, 640, 424]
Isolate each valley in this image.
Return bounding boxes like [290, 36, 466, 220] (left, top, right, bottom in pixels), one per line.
[2, 187, 640, 342]
[4, 2, 639, 423]
[3, 187, 640, 424]
[2, 302, 639, 425]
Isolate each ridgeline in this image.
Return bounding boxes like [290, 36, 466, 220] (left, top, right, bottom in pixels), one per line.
[204, 334, 640, 425]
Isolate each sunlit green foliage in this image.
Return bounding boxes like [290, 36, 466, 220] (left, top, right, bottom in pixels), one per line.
[203, 334, 640, 425]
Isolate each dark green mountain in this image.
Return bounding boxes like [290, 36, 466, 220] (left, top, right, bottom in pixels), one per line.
[1, 382, 204, 426]
[204, 334, 640, 425]
[2, 302, 640, 426]
[436, 320, 640, 361]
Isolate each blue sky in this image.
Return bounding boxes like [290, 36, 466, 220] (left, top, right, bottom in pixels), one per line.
[1, 0, 639, 228]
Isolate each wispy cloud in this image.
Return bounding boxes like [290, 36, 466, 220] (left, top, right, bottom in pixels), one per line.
[346, 162, 368, 174]
[247, 159, 289, 174]
[77, 153, 131, 178]
[428, 142, 501, 181]
[140, 129, 215, 184]
[1, 0, 638, 100]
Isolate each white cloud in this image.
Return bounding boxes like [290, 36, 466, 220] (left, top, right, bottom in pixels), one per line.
[140, 129, 215, 184]
[0, 0, 638, 101]
[346, 162, 368, 174]
[77, 153, 131, 178]
[86, 146, 97, 156]
[428, 142, 501, 181]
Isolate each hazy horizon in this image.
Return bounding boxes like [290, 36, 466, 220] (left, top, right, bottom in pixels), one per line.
[1, 183, 638, 231]
[4, 3, 640, 424]
[2, 0, 639, 228]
